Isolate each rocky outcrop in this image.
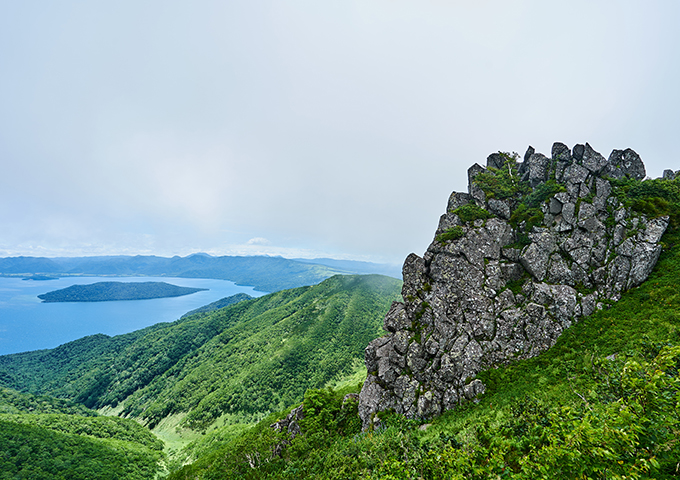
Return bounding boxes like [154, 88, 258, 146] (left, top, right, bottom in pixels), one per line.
[270, 405, 304, 456]
[358, 143, 669, 429]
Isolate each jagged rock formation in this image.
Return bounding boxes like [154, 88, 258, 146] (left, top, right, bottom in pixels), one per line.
[359, 142, 669, 429]
[271, 405, 304, 457]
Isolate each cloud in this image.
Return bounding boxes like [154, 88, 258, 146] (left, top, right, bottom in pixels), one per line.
[246, 237, 271, 246]
[0, 1, 679, 264]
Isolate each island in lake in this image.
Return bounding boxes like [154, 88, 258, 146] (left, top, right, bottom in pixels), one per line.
[38, 281, 208, 303]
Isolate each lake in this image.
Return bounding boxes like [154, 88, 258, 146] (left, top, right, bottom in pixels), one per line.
[0, 276, 265, 356]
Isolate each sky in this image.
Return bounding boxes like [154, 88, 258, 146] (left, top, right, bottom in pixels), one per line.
[1, 1, 679, 265]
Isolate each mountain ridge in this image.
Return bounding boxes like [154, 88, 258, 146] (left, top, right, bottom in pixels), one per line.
[0, 254, 399, 292]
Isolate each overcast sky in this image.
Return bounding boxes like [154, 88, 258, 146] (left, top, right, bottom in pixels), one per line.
[1, 1, 678, 265]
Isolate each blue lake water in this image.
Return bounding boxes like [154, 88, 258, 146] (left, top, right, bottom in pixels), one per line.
[0, 276, 265, 356]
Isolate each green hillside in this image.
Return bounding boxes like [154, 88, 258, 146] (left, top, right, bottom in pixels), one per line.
[167, 177, 680, 479]
[180, 292, 253, 318]
[0, 388, 164, 479]
[0, 275, 401, 436]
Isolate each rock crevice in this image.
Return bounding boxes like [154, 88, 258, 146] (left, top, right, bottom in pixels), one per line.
[358, 143, 668, 429]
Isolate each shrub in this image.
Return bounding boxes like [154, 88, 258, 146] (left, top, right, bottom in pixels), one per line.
[436, 226, 465, 243]
[473, 152, 528, 200]
[453, 204, 492, 223]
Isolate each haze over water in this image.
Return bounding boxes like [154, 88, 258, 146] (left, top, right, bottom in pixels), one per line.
[0, 276, 264, 356]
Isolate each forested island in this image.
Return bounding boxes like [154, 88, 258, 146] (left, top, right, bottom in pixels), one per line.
[37, 281, 207, 303]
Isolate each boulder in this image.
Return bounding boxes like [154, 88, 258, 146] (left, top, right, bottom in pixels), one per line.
[604, 148, 646, 180]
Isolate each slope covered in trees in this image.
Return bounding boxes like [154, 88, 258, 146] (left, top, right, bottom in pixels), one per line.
[0, 275, 401, 436]
[0, 388, 164, 479]
[180, 292, 253, 318]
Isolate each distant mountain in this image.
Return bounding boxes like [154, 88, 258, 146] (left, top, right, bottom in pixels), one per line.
[37, 281, 207, 303]
[292, 257, 402, 278]
[0, 254, 387, 292]
[0, 256, 62, 274]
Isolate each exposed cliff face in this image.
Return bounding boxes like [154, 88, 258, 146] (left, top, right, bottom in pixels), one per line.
[359, 142, 669, 429]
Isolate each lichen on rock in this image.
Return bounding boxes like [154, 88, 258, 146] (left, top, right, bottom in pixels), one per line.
[358, 142, 669, 429]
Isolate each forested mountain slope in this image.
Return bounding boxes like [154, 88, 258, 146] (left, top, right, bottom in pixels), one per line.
[0, 388, 164, 479]
[0, 275, 401, 435]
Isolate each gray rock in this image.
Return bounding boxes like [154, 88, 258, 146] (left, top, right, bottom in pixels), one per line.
[520, 231, 557, 281]
[271, 405, 305, 456]
[487, 153, 506, 169]
[593, 178, 611, 211]
[488, 198, 511, 219]
[561, 202, 576, 225]
[643, 217, 669, 243]
[401, 253, 428, 299]
[604, 149, 646, 180]
[384, 302, 411, 332]
[447, 192, 471, 212]
[436, 213, 462, 235]
[500, 262, 524, 282]
[519, 146, 535, 176]
[358, 142, 669, 430]
[468, 164, 487, 204]
[572, 144, 585, 161]
[527, 153, 550, 187]
[628, 242, 662, 288]
[552, 142, 571, 162]
[663, 169, 676, 180]
[549, 197, 562, 214]
[581, 143, 608, 174]
[563, 163, 589, 185]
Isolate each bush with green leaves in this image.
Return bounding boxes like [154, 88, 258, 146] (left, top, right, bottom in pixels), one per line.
[452, 204, 492, 223]
[435, 226, 465, 243]
[612, 176, 680, 228]
[472, 152, 528, 201]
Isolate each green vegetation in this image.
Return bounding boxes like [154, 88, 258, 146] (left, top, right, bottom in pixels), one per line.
[0, 420, 162, 480]
[508, 180, 565, 236]
[37, 281, 207, 302]
[435, 226, 464, 243]
[469, 154, 566, 247]
[0, 388, 164, 479]
[612, 176, 680, 228]
[180, 292, 252, 318]
[522, 180, 566, 209]
[452, 204, 492, 223]
[5, 171, 680, 478]
[0, 387, 96, 416]
[472, 152, 528, 200]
